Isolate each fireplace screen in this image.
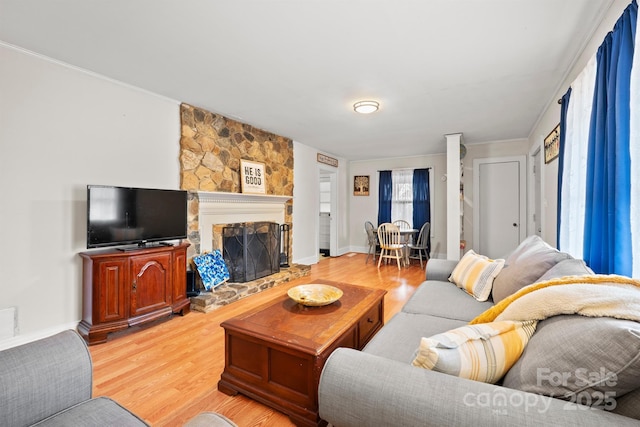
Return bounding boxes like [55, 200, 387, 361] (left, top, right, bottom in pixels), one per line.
[222, 222, 281, 283]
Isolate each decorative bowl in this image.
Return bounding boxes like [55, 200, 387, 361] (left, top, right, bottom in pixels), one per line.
[287, 284, 343, 307]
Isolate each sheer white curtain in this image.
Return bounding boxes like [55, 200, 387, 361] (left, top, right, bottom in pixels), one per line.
[391, 169, 413, 226]
[630, 9, 640, 278]
[558, 54, 597, 259]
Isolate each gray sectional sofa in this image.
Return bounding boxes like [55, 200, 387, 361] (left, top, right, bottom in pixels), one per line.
[318, 236, 640, 426]
[0, 329, 236, 427]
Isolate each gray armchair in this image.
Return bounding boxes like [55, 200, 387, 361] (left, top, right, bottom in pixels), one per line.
[0, 330, 236, 427]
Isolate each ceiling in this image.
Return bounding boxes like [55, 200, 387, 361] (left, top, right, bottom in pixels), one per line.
[0, 0, 614, 160]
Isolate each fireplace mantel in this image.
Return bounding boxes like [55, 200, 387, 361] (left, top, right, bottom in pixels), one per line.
[197, 191, 291, 253]
[197, 191, 291, 205]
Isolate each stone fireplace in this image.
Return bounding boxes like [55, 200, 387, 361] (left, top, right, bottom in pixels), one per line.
[179, 104, 307, 313]
[188, 191, 310, 313]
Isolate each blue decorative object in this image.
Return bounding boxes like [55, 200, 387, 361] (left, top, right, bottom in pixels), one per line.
[192, 250, 230, 291]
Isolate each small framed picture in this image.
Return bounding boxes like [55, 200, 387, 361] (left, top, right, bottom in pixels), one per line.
[544, 124, 560, 164]
[354, 175, 370, 196]
[240, 159, 266, 194]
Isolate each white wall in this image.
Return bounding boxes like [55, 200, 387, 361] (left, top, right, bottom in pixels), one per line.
[0, 43, 181, 347]
[462, 139, 529, 250]
[347, 143, 530, 259]
[0, 43, 344, 348]
[292, 142, 349, 265]
[348, 155, 447, 258]
[528, 0, 632, 246]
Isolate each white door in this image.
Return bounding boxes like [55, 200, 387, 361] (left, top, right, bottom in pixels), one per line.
[473, 156, 526, 258]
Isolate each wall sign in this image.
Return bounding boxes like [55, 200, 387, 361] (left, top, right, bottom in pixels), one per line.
[240, 159, 266, 194]
[317, 153, 338, 167]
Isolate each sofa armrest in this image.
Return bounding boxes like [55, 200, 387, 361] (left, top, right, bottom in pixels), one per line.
[0, 330, 93, 427]
[425, 259, 458, 281]
[318, 348, 637, 427]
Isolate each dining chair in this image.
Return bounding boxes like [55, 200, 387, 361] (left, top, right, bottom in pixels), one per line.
[408, 222, 431, 269]
[364, 221, 379, 264]
[392, 220, 411, 231]
[377, 223, 405, 270]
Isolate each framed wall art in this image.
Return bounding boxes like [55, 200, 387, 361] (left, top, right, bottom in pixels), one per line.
[353, 175, 370, 196]
[544, 124, 560, 164]
[240, 159, 266, 194]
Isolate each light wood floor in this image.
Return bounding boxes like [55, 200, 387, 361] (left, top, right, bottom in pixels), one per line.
[89, 253, 428, 427]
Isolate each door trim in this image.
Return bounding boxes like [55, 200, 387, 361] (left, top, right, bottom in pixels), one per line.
[472, 156, 527, 253]
[528, 141, 545, 237]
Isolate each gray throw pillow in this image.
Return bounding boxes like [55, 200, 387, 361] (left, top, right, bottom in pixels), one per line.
[492, 235, 572, 303]
[503, 315, 640, 410]
[535, 258, 594, 283]
[611, 388, 640, 419]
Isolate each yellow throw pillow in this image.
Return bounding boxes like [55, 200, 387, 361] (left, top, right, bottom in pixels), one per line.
[449, 250, 505, 301]
[412, 320, 538, 384]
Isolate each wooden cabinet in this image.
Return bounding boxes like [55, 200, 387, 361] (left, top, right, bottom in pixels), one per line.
[78, 242, 190, 345]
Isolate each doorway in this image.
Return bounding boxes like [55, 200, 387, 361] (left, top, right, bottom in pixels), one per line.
[473, 156, 526, 258]
[319, 175, 331, 256]
[318, 167, 337, 259]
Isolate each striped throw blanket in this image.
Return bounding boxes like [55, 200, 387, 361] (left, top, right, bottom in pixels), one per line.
[470, 274, 640, 325]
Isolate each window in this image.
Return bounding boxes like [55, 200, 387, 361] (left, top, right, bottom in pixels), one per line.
[391, 170, 413, 225]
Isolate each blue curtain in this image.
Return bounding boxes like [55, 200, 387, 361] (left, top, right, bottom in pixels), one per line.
[412, 168, 431, 253]
[557, 87, 572, 247]
[583, 2, 636, 275]
[377, 170, 392, 225]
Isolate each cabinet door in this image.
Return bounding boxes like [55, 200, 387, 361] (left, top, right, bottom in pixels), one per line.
[172, 247, 187, 303]
[130, 252, 172, 317]
[94, 259, 128, 323]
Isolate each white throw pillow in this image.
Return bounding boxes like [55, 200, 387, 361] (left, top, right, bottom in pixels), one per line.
[412, 320, 538, 384]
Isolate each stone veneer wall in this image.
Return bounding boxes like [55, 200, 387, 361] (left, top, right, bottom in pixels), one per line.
[179, 103, 294, 260]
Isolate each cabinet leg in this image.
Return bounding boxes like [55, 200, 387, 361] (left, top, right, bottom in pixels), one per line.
[217, 380, 239, 396]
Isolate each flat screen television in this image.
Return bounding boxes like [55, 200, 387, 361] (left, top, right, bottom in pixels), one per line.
[87, 185, 188, 249]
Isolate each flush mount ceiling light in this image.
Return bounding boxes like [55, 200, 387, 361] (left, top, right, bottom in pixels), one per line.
[353, 100, 379, 114]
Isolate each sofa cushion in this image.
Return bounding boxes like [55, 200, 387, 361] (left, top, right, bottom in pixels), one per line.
[448, 250, 505, 301]
[535, 258, 594, 282]
[412, 320, 537, 383]
[402, 281, 494, 322]
[492, 235, 572, 303]
[612, 388, 640, 419]
[503, 315, 640, 408]
[363, 312, 467, 363]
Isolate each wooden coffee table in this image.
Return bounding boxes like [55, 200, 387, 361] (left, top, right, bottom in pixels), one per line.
[218, 280, 386, 426]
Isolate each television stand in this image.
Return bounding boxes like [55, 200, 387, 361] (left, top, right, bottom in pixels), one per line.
[78, 242, 191, 345]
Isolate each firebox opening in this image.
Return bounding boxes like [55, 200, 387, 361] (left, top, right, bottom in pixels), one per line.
[222, 222, 281, 283]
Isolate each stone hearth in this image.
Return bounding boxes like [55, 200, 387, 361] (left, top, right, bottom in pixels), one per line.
[190, 264, 311, 313]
